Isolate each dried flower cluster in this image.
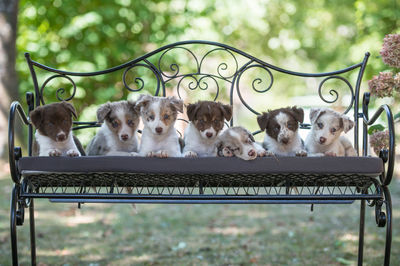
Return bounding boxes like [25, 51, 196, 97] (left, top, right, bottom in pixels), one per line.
[369, 130, 389, 156]
[368, 71, 398, 98]
[380, 34, 400, 68]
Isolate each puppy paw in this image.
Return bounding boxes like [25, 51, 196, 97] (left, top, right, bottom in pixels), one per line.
[264, 150, 275, 157]
[324, 151, 337, 157]
[295, 150, 307, 157]
[66, 149, 80, 157]
[146, 151, 156, 157]
[257, 149, 267, 157]
[158, 150, 169, 158]
[222, 147, 233, 157]
[49, 149, 61, 157]
[184, 151, 198, 158]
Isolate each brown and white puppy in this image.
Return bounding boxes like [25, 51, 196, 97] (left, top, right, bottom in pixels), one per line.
[183, 101, 232, 157]
[30, 102, 84, 157]
[305, 108, 357, 156]
[135, 94, 183, 158]
[214, 126, 267, 160]
[257, 106, 307, 156]
[86, 100, 140, 156]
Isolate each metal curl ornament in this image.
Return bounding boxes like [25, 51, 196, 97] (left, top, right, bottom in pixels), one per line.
[158, 46, 200, 79]
[318, 76, 354, 114]
[122, 63, 162, 96]
[39, 74, 77, 105]
[199, 48, 239, 80]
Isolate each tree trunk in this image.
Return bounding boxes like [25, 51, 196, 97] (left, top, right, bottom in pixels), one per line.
[0, 0, 19, 159]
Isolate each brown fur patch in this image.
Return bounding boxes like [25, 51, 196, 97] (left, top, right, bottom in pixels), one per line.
[187, 101, 232, 133]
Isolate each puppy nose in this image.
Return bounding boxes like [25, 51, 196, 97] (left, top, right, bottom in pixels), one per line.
[56, 132, 66, 141]
[155, 127, 163, 134]
[248, 149, 256, 157]
[206, 132, 213, 138]
[121, 134, 129, 141]
[319, 137, 327, 144]
[281, 137, 289, 144]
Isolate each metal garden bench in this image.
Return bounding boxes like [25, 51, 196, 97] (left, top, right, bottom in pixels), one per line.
[8, 40, 395, 265]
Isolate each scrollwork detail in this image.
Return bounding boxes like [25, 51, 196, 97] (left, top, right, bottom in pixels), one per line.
[199, 48, 239, 80]
[176, 74, 220, 101]
[158, 47, 199, 79]
[122, 63, 163, 96]
[318, 76, 354, 114]
[39, 74, 77, 105]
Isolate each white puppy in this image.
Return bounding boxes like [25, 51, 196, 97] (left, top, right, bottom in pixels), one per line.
[305, 108, 357, 156]
[136, 94, 183, 158]
[86, 100, 140, 156]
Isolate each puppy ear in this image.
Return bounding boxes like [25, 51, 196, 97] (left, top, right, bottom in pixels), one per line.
[186, 102, 200, 121]
[249, 133, 255, 143]
[341, 115, 354, 133]
[309, 108, 325, 124]
[127, 100, 138, 114]
[97, 102, 112, 122]
[290, 106, 304, 123]
[219, 103, 233, 121]
[257, 112, 269, 131]
[62, 101, 77, 119]
[168, 96, 184, 113]
[29, 107, 43, 128]
[135, 94, 152, 113]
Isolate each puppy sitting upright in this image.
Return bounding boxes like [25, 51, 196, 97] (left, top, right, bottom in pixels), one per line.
[183, 101, 232, 157]
[86, 100, 140, 156]
[30, 102, 84, 157]
[136, 94, 183, 158]
[257, 106, 307, 156]
[305, 108, 357, 156]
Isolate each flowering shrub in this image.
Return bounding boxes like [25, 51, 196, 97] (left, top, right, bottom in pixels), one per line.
[369, 130, 390, 156]
[380, 34, 400, 68]
[368, 71, 397, 98]
[368, 33, 399, 156]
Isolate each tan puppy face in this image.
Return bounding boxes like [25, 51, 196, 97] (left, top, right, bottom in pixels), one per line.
[97, 100, 139, 142]
[135, 95, 183, 135]
[216, 127, 257, 160]
[187, 101, 232, 140]
[309, 108, 354, 146]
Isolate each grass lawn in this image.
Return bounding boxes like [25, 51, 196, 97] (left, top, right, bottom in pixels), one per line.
[0, 171, 399, 265]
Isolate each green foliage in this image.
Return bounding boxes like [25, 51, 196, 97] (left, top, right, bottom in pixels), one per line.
[368, 124, 385, 135]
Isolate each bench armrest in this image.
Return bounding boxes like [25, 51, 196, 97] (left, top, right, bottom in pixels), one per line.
[362, 92, 395, 186]
[8, 93, 34, 184]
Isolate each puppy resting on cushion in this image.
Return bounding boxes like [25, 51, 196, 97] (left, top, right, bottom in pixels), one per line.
[30, 102, 84, 156]
[183, 101, 232, 157]
[305, 108, 357, 157]
[214, 126, 267, 160]
[136, 94, 184, 158]
[257, 106, 307, 156]
[86, 100, 140, 156]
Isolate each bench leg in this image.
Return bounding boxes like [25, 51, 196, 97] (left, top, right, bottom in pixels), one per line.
[357, 199, 366, 266]
[10, 185, 18, 266]
[383, 186, 392, 266]
[30, 199, 37, 265]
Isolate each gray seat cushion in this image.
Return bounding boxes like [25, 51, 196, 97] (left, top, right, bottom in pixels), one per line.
[18, 156, 383, 175]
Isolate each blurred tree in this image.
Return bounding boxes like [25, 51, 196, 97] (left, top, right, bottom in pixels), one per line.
[0, 0, 19, 158]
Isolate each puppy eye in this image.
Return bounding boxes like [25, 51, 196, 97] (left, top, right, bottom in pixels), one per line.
[317, 122, 323, 129]
[199, 119, 204, 123]
[149, 115, 155, 121]
[163, 114, 169, 120]
[127, 120, 134, 126]
[331, 128, 336, 133]
[275, 126, 280, 131]
[111, 121, 119, 128]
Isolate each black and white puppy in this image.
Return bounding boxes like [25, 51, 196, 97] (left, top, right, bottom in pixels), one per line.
[214, 126, 267, 160]
[135, 94, 183, 158]
[305, 108, 357, 156]
[183, 101, 232, 157]
[86, 100, 140, 156]
[30, 102, 84, 157]
[257, 106, 307, 156]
